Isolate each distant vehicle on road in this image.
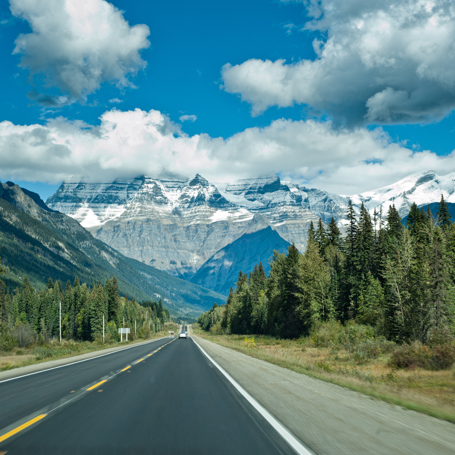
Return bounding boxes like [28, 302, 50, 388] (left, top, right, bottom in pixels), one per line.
[179, 332, 187, 339]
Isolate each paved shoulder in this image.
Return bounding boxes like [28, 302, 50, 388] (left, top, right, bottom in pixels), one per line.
[194, 336, 455, 455]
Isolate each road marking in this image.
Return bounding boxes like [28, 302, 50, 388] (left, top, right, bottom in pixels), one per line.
[192, 338, 314, 455]
[0, 336, 170, 384]
[147, 354, 152, 357]
[0, 414, 47, 444]
[121, 366, 130, 372]
[98, 390, 103, 392]
[87, 380, 106, 391]
[138, 359, 144, 363]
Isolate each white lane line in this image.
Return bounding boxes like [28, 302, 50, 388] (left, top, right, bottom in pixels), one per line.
[192, 338, 314, 455]
[0, 336, 172, 385]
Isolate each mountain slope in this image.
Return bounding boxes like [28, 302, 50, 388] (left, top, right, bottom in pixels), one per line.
[190, 227, 291, 296]
[47, 175, 317, 276]
[0, 182, 224, 315]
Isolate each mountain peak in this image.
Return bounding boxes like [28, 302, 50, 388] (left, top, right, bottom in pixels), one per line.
[189, 174, 209, 187]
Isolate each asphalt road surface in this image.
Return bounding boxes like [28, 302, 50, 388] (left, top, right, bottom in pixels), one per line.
[0, 336, 300, 454]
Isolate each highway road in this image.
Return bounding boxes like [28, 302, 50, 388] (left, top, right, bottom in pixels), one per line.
[0, 335, 303, 454]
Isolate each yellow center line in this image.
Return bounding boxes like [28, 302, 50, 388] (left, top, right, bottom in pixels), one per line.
[0, 414, 47, 443]
[147, 354, 152, 357]
[121, 366, 130, 372]
[87, 380, 107, 391]
[138, 358, 144, 363]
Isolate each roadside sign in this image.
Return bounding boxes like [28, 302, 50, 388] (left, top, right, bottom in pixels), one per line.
[118, 327, 131, 341]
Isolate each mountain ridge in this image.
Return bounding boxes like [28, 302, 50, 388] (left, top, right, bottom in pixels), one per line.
[0, 181, 225, 316]
[46, 170, 454, 278]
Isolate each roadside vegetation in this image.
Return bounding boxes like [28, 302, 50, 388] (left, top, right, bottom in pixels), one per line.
[197, 197, 455, 421]
[0, 265, 175, 371]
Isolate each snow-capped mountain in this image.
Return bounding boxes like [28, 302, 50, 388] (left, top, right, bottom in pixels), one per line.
[46, 170, 454, 278]
[351, 170, 455, 218]
[47, 174, 318, 276]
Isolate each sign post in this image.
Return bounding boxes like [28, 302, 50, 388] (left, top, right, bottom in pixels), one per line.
[118, 328, 130, 342]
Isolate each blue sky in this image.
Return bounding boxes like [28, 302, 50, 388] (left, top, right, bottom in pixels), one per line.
[1, 0, 455, 199]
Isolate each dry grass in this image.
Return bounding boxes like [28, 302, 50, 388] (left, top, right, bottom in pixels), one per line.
[0, 324, 178, 372]
[195, 330, 455, 423]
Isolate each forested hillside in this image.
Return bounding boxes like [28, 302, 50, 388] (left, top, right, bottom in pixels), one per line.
[199, 197, 455, 345]
[0, 181, 225, 316]
[0, 274, 169, 347]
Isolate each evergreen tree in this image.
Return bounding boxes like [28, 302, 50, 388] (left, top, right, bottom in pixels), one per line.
[437, 194, 451, 230]
[307, 221, 316, 244]
[279, 244, 301, 338]
[406, 202, 422, 235]
[327, 217, 342, 249]
[297, 239, 334, 333]
[315, 218, 328, 254]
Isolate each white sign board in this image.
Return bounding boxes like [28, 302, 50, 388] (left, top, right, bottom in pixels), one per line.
[118, 327, 130, 341]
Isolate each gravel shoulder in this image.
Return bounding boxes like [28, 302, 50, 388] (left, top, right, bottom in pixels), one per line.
[195, 335, 455, 455]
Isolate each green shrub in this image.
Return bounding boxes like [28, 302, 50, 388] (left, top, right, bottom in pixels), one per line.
[431, 344, 455, 370]
[0, 333, 17, 352]
[352, 338, 396, 363]
[12, 321, 35, 348]
[390, 342, 455, 370]
[310, 320, 346, 348]
[105, 321, 119, 342]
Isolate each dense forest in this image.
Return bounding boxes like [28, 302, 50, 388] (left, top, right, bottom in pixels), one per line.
[0, 270, 170, 348]
[199, 197, 455, 345]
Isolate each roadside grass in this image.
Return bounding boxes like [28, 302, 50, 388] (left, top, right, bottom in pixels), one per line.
[0, 322, 179, 372]
[194, 328, 455, 423]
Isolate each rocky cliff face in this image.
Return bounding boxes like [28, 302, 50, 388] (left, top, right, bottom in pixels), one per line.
[47, 170, 455, 278]
[47, 174, 318, 276]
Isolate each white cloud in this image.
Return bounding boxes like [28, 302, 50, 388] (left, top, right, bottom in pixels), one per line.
[222, 0, 455, 125]
[179, 114, 197, 123]
[109, 98, 123, 104]
[10, 0, 150, 105]
[1, 108, 455, 195]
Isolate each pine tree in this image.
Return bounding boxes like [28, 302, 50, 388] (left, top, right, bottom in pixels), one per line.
[315, 218, 328, 254]
[406, 202, 422, 235]
[279, 244, 301, 338]
[386, 205, 403, 240]
[327, 217, 342, 249]
[307, 221, 316, 244]
[357, 202, 374, 276]
[106, 276, 120, 325]
[437, 194, 451, 230]
[427, 227, 455, 341]
[298, 239, 334, 333]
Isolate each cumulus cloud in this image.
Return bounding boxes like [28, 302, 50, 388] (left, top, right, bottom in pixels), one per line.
[179, 114, 197, 123]
[222, 0, 455, 125]
[10, 0, 150, 105]
[1, 108, 455, 195]
[109, 98, 123, 104]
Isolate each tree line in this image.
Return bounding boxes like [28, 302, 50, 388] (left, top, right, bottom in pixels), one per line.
[0, 272, 170, 345]
[198, 197, 455, 344]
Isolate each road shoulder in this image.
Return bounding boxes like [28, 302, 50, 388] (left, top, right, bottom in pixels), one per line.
[194, 335, 455, 455]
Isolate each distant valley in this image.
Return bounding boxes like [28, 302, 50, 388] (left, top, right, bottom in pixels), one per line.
[0, 181, 225, 317]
